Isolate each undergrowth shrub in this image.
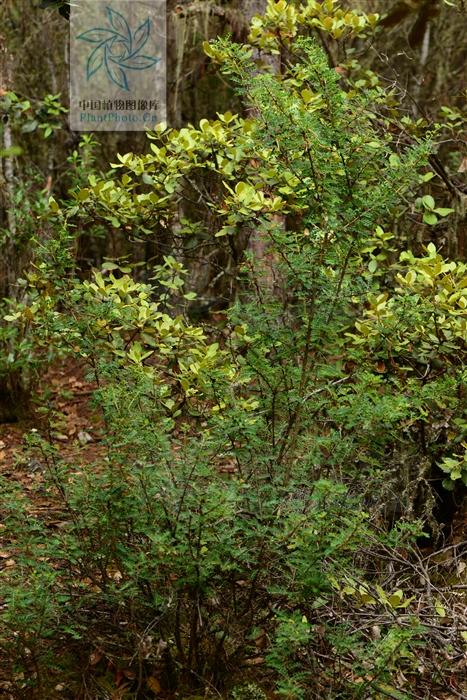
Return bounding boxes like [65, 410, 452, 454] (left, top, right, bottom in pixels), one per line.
[0, 5, 465, 699]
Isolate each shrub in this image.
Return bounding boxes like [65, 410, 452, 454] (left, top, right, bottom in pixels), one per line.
[0, 5, 465, 699]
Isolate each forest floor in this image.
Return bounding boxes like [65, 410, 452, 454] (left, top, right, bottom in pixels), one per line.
[0, 360, 104, 477]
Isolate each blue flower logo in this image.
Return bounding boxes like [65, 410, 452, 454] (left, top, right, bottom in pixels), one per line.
[77, 6, 160, 91]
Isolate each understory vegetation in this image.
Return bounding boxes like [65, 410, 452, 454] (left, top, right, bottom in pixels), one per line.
[0, 1, 466, 698]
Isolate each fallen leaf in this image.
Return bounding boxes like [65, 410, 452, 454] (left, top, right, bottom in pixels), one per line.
[147, 676, 162, 694]
[89, 650, 103, 666]
[114, 669, 126, 687]
[244, 657, 264, 666]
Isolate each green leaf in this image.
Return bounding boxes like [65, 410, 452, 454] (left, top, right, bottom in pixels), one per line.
[21, 120, 39, 133]
[421, 194, 435, 210]
[48, 196, 60, 213]
[434, 599, 446, 618]
[76, 188, 90, 201]
[434, 207, 454, 217]
[387, 590, 404, 608]
[0, 145, 23, 157]
[423, 212, 438, 225]
[442, 478, 455, 491]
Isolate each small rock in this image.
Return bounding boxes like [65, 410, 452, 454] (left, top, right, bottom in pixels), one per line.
[77, 430, 93, 445]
